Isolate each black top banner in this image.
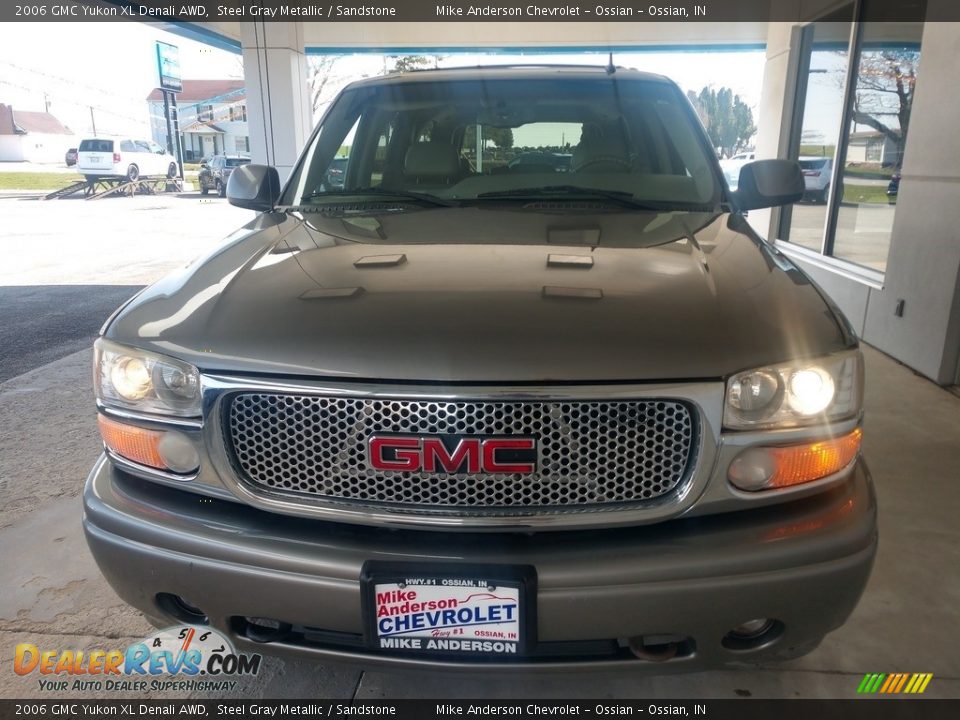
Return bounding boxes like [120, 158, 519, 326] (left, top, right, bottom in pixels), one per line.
[2, 0, 950, 23]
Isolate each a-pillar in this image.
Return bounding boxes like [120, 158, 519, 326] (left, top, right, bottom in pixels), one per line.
[240, 21, 312, 182]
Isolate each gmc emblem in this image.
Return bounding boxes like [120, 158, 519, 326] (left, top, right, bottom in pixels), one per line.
[368, 435, 537, 474]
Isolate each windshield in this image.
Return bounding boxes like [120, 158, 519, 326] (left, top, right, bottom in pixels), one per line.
[284, 74, 722, 209]
[226, 158, 250, 167]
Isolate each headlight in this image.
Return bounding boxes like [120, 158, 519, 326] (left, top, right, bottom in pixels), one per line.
[95, 339, 201, 417]
[724, 350, 862, 430]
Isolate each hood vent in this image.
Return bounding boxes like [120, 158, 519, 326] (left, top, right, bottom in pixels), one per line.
[354, 254, 407, 268]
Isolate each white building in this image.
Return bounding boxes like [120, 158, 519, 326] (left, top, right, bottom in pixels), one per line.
[846, 130, 901, 168]
[147, 79, 249, 161]
[0, 103, 74, 163]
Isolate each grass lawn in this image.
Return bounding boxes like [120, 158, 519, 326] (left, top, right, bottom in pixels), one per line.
[0, 171, 200, 193]
[842, 183, 891, 204]
[0, 172, 83, 191]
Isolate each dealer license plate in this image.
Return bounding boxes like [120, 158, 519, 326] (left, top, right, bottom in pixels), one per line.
[362, 563, 534, 657]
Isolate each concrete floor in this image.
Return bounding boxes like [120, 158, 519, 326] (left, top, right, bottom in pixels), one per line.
[1, 195, 958, 699]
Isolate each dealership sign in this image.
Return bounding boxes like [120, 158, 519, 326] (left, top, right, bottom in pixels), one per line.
[155, 41, 182, 93]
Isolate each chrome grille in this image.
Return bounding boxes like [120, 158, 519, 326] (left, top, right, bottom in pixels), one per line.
[225, 394, 696, 513]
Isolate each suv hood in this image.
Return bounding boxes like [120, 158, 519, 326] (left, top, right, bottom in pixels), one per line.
[106, 207, 851, 382]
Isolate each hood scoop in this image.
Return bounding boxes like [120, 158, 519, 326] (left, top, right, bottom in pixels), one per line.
[547, 253, 594, 269]
[299, 287, 364, 300]
[354, 254, 407, 268]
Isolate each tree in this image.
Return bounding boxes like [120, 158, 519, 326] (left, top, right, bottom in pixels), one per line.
[849, 50, 919, 169]
[387, 55, 443, 74]
[307, 55, 344, 116]
[686, 86, 756, 158]
[464, 125, 514, 151]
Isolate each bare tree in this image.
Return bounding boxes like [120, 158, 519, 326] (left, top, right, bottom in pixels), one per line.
[849, 50, 919, 169]
[307, 55, 344, 116]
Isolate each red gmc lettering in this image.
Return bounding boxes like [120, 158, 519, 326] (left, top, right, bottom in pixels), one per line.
[369, 437, 535, 474]
[482, 439, 536, 473]
[422, 438, 482, 473]
[368, 436, 420, 471]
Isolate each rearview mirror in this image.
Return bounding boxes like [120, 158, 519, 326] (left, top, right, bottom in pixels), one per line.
[734, 159, 804, 210]
[227, 164, 281, 212]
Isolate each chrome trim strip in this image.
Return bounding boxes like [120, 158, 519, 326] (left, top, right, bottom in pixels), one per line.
[104, 448, 199, 484]
[97, 402, 203, 430]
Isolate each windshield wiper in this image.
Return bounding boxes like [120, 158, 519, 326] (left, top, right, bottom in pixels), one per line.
[475, 186, 707, 211]
[303, 188, 459, 207]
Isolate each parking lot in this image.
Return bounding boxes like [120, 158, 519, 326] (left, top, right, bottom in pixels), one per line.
[1, 194, 958, 699]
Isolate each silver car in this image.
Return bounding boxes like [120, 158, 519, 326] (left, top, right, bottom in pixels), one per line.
[84, 67, 875, 672]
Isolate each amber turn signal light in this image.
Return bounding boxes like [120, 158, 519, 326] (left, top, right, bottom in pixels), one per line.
[97, 415, 168, 470]
[729, 428, 862, 491]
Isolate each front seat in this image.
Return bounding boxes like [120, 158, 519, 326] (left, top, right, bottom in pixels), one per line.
[401, 143, 462, 187]
[571, 127, 632, 173]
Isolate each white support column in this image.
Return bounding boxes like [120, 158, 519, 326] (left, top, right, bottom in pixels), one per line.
[748, 20, 797, 238]
[861, 18, 960, 383]
[240, 21, 312, 182]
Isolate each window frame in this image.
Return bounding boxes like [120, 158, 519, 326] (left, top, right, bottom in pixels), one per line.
[775, 0, 923, 281]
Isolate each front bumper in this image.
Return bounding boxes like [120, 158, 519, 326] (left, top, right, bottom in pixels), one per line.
[83, 454, 877, 672]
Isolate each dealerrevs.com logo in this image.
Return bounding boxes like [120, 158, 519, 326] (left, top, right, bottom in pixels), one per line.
[14, 625, 261, 693]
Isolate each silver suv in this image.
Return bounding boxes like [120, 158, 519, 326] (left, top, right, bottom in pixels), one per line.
[84, 67, 875, 671]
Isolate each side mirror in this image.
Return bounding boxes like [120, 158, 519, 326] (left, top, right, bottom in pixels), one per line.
[200, 163, 208, 169]
[227, 164, 281, 212]
[734, 159, 804, 210]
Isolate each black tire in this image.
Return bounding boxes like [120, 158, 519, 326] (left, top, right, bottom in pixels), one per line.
[216, 180, 225, 198]
[126, 165, 139, 182]
[818, 185, 830, 204]
[167, 162, 178, 179]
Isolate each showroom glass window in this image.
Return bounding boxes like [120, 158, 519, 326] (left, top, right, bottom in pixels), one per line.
[779, 0, 925, 274]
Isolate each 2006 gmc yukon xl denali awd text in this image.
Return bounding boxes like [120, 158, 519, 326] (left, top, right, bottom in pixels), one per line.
[84, 66, 876, 671]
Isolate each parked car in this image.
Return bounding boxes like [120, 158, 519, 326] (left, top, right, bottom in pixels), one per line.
[199, 155, 251, 197]
[507, 152, 572, 173]
[718, 152, 755, 191]
[64, 147, 78, 167]
[76, 138, 178, 182]
[799, 156, 833, 203]
[85, 66, 873, 672]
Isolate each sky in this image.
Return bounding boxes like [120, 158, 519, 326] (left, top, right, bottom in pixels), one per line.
[0, 23, 241, 137]
[0, 22, 767, 141]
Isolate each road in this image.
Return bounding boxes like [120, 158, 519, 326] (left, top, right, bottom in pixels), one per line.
[0, 285, 141, 383]
[0, 193, 254, 381]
